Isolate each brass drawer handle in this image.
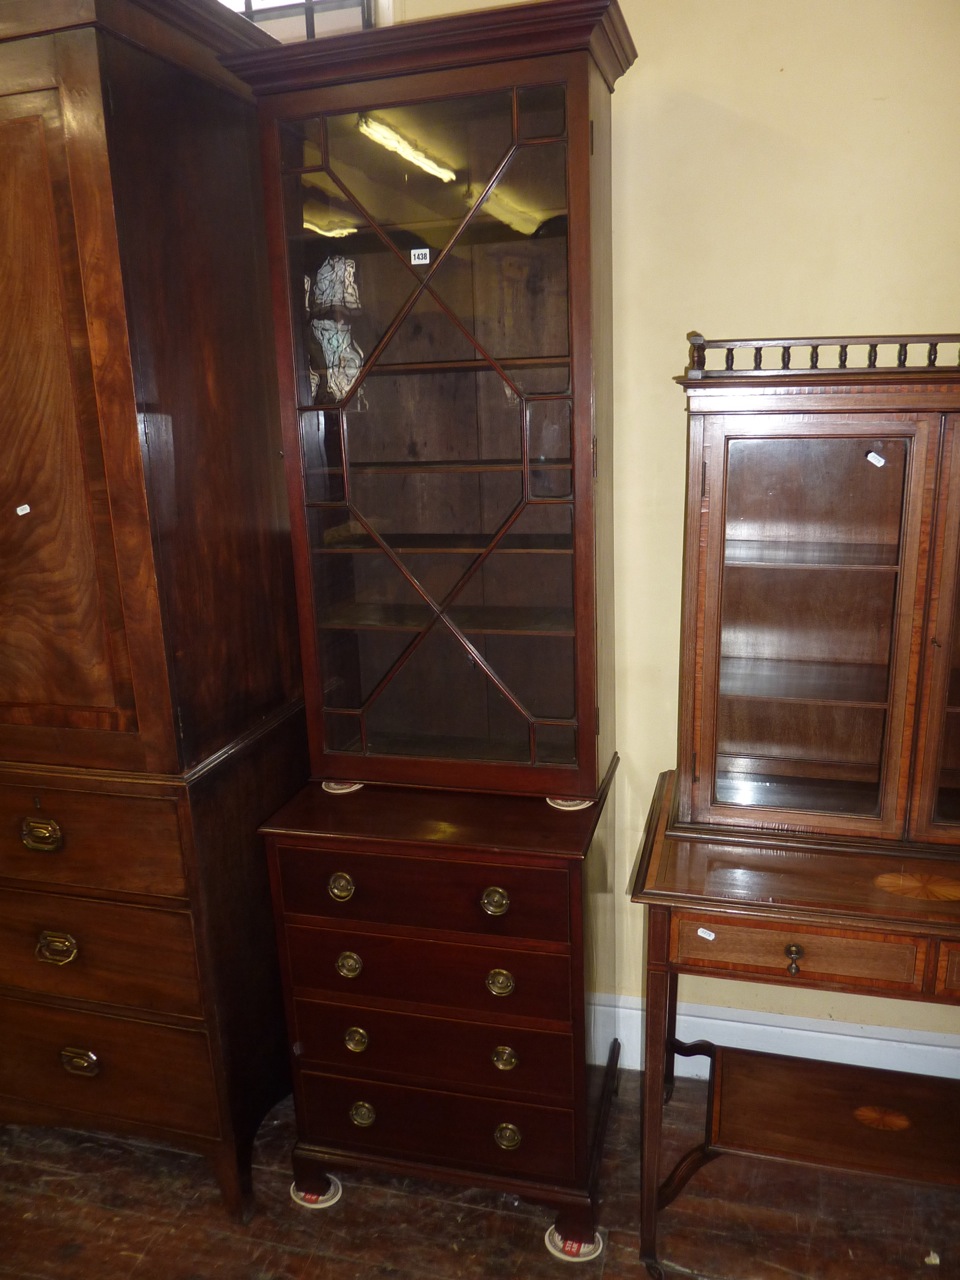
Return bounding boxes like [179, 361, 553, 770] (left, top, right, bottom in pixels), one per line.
[36, 930, 79, 965]
[485, 968, 515, 997]
[344, 1026, 369, 1053]
[21, 817, 63, 853]
[349, 1100, 376, 1128]
[494, 1122, 521, 1151]
[328, 872, 355, 902]
[60, 1047, 99, 1078]
[481, 886, 511, 917]
[336, 950, 363, 979]
[785, 943, 804, 976]
[491, 1045, 518, 1072]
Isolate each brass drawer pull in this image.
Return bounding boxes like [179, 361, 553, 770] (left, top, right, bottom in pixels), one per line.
[485, 968, 515, 997]
[349, 1100, 376, 1128]
[494, 1122, 521, 1150]
[36, 930, 79, 966]
[327, 872, 355, 902]
[336, 950, 363, 979]
[785, 943, 804, 976]
[60, 1047, 99, 1078]
[491, 1045, 518, 1071]
[344, 1026, 369, 1053]
[481, 886, 511, 917]
[20, 817, 63, 853]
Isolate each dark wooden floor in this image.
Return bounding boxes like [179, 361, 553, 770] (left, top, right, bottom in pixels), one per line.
[0, 1070, 954, 1279]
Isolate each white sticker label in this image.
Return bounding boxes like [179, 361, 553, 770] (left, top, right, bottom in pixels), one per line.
[697, 927, 716, 942]
[16, 504, 30, 516]
[410, 247, 430, 266]
[866, 451, 885, 467]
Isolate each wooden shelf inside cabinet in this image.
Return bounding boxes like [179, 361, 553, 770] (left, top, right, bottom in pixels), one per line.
[633, 330, 960, 1276]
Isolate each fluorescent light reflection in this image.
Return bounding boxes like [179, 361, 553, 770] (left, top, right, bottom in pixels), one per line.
[358, 114, 456, 183]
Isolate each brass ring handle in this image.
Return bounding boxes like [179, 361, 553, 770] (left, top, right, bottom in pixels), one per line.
[21, 817, 63, 853]
[336, 950, 363, 979]
[327, 872, 355, 902]
[344, 1026, 369, 1053]
[349, 1100, 376, 1128]
[485, 968, 515, 997]
[480, 886, 511, 917]
[785, 943, 804, 976]
[494, 1122, 521, 1151]
[60, 1047, 99, 1077]
[491, 1045, 518, 1072]
[36, 930, 79, 966]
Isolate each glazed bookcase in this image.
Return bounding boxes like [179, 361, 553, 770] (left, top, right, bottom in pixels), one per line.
[229, 0, 635, 1258]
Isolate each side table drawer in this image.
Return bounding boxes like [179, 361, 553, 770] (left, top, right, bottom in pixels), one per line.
[275, 844, 570, 942]
[299, 1070, 577, 1183]
[0, 783, 185, 897]
[672, 912, 927, 993]
[0, 887, 201, 1016]
[285, 924, 571, 1021]
[0, 995, 219, 1137]
[293, 998, 575, 1101]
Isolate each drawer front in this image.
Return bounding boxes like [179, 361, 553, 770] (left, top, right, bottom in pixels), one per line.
[0, 783, 185, 897]
[299, 1070, 577, 1184]
[936, 942, 960, 997]
[275, 844, 569, 942]
[0, 995, 219, 1137]
[672, 913, 927, 993]
[285, 924, 571, 1021]
[293, 998, 575, 1101]
[0, 887, 201, 1016]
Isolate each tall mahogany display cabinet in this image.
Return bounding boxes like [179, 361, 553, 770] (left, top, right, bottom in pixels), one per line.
[632, 334, 960, 1278]
[226, 0, 635, 1258]
[0, 0, 307, 1218]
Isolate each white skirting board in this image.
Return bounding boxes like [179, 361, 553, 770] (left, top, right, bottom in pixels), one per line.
[587, 995, 960, 1080]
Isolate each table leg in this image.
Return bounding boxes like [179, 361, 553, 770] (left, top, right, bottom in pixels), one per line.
[640, 905, 672, 1277]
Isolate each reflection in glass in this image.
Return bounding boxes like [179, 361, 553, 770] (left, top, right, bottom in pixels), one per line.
[934, 562, 960, 822]
[714, 435, 908, 815]
[282, 86, 580, 767]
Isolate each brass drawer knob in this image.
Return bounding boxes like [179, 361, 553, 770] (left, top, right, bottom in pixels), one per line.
[494, 1122, 521, 1151]
[349, 1100, 376, 1128]
[36, 930, 79, 966]
[60, 1047, 99, 1078]
[20, 817, 63, 853]
[785, 943, 804, 976]
[344, 1026, 369, 1053]
[491, 1045, 518, 1072]
[328, 872, 355, 902]
[336, 950, 363, 979]
[485, 968, 515, 997]
[481, 886, 510, 917]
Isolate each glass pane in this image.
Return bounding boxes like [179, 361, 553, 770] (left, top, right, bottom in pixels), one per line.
[326, 94, 514, 271]
[281, 87, 579, 772]
[365, 624, 531, 761]
[518, 85, 566, 140]
[430, 142, 568, 362]
[715, 435, 908, 815]
[934, 570, 960, 822]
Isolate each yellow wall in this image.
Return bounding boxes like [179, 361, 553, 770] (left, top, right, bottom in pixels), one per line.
[397, 0, 960, 1036]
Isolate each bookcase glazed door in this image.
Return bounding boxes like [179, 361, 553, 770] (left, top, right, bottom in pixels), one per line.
[691, 413, 938, 839]
[909, 413, 960, 845]
[256, 44, 617, 799]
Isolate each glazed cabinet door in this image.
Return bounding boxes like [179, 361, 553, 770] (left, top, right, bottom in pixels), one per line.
[909, 414, 960, 845]
[0, 34, 171, 773]
[261, 58, 603, 796]
[689, 413, 938, 838]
